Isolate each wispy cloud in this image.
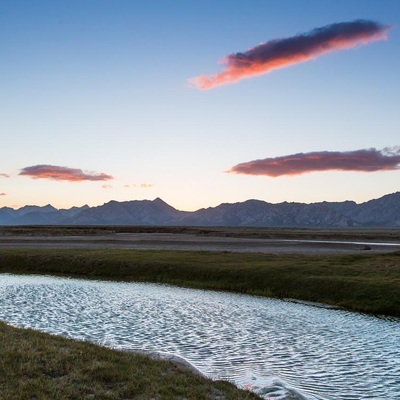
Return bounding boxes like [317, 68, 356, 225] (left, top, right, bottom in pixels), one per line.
[123, 183, 154, 188]
[102, 184, 113, 189]
[189, 20, 391, 89]
[0, 173, 10, 178]
[20, 165, 114, 182]
[0, 193, 6, 196]
[228, 148, 400, 177]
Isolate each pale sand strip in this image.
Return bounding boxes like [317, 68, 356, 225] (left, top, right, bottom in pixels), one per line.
[125, 348, 205, 377]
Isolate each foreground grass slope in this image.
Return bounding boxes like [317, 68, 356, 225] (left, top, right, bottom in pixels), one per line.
[0, 249, 399, 316]
[0, 322, 258, 400]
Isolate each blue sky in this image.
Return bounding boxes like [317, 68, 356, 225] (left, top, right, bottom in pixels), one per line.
[1, 0, 399, 210]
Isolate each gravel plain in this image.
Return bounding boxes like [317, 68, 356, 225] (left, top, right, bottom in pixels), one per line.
[1, 231, 399, 254]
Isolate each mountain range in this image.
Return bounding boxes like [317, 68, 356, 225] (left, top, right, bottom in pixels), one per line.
[0, 192, 399, 227]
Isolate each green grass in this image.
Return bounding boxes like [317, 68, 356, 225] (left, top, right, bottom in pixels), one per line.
[0, 321, 258, 400]
[0, 248, 399, 399]
[0, 248, 399, 316]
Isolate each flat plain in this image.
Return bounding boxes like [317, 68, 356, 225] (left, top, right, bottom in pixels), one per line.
[0, 225, 399, 316]
[1, 225, 400, 254]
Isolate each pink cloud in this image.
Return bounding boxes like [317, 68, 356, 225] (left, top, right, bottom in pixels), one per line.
[0, 193, 6, 196]
[228, 148, 400, 177]
[189, 20, 391, 89]
[0, 173, 10, 178]
[19, 165, 114, 182]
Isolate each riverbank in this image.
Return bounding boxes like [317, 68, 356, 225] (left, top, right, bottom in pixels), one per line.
[1, 248, 399, 316]
[0, 321, 258, 400]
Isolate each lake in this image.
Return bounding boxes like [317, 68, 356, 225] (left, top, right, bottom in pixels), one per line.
[0, 274, 399, 399]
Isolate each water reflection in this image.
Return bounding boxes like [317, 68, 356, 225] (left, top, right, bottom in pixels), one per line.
[0, 274, 399, 400]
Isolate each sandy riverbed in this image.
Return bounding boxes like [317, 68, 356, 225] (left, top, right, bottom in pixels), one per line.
[1, 232, 399, 254]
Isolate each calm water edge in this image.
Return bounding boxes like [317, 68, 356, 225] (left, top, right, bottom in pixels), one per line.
[0, 274, 399, 400]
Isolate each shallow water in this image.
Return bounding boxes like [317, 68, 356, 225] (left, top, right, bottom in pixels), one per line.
[0, 274, 399, 400]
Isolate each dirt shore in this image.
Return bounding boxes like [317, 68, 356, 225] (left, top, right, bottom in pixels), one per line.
[1, 231, 399, 254]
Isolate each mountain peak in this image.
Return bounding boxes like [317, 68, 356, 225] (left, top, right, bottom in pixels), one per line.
[152, 197, 168, 205]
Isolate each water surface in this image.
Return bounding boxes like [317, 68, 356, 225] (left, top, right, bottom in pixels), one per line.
[0, 274, 399, 400]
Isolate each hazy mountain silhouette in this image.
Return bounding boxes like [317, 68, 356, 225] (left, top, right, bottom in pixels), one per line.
[65, 198, 186, 225]
[1, 192, 399, 227]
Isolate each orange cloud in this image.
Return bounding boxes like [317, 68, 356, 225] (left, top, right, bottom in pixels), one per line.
[0, 173, 10, 178]
[20, 165, 114, 182]
[189, 20, 391, 89]
[228, 148, 400, 177]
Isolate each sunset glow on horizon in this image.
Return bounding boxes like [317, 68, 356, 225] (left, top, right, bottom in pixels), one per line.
[1, 1, 399, 211]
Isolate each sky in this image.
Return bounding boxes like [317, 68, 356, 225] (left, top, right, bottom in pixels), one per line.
[1, 0, 399, 211]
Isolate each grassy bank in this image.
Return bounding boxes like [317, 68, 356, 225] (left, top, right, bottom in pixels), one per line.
[0, 321, 258, 400]
[0, 248, 399, 316]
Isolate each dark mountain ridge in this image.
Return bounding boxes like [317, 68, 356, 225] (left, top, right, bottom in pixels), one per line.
[0, 192, 399, 227]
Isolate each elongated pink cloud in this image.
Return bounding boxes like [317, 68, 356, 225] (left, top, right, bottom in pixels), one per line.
[0, 173, 10, 178]
[20, 165, 114, 182]
[228, 148, 400, 177]
[189, 20, 391, 89]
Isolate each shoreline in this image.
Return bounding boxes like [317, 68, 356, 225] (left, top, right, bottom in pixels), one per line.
[0, 320, 259, 399]
[0, 246, 399, 317]
[125, 348, 206, 378]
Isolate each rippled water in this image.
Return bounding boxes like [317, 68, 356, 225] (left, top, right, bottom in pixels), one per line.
[0, 274, 399, 400]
